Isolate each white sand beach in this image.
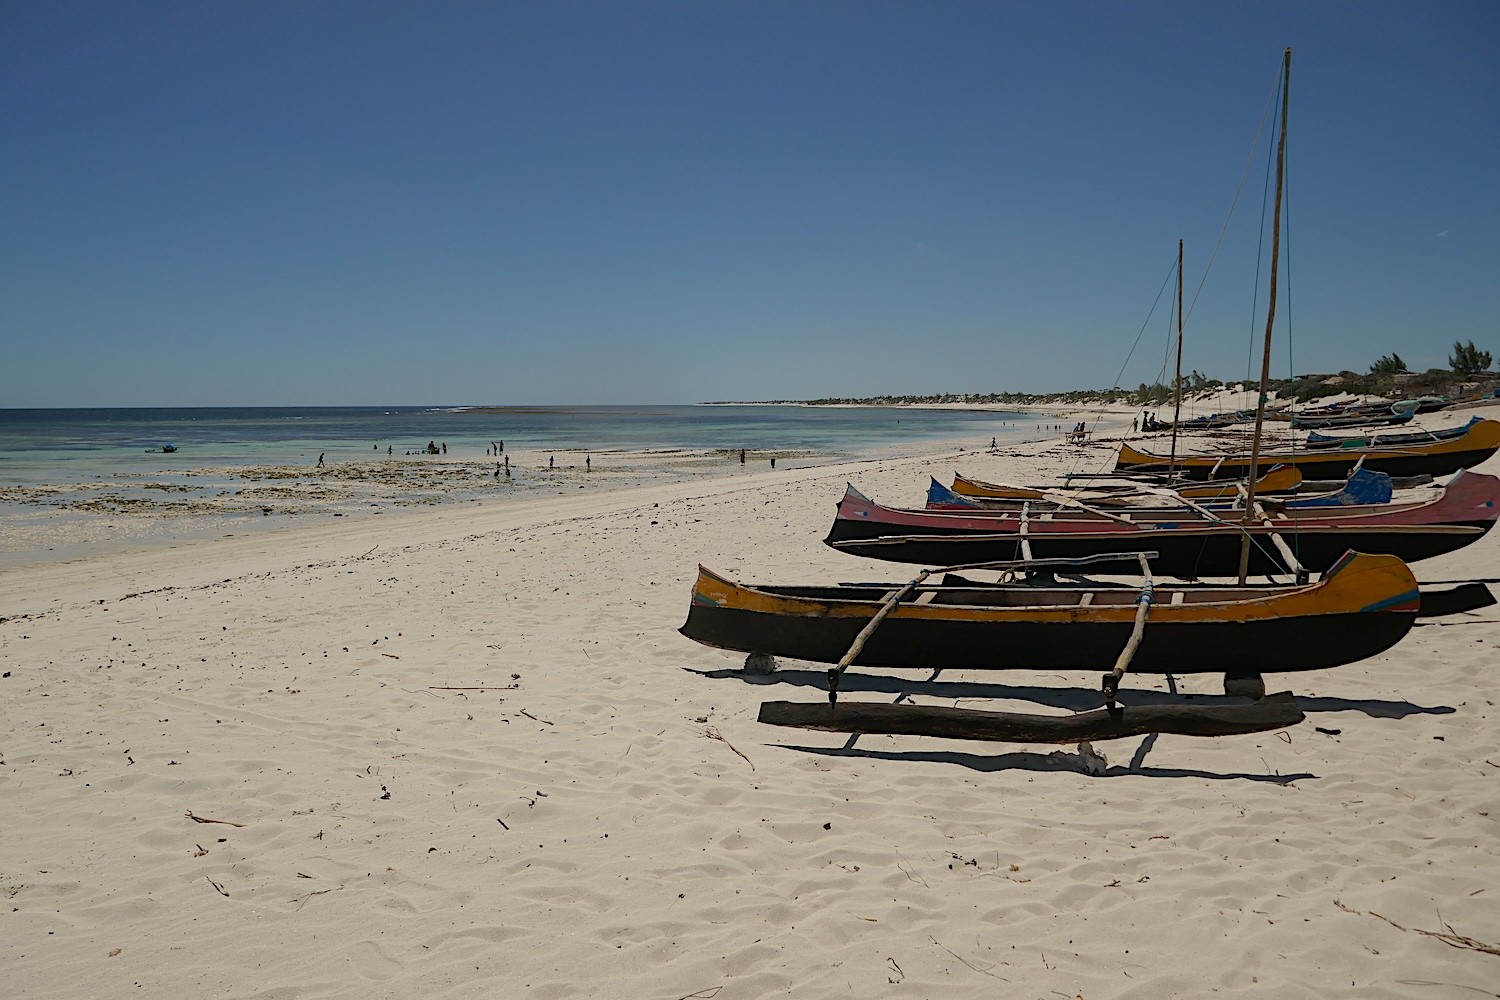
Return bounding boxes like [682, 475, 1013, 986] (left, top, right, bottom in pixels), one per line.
[4, 426, 1498, 999]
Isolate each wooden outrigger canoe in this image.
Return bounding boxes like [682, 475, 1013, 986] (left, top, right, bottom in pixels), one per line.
[1305, 416, 1483, 451]
[930, 468, 1390, 512]
[1291, 409, 1414, 430]
[680, 550, 1420, 675]
[951, 464, 1304, 501]
[824, 471, 1500, 577]
[1115, 417, 1500, 480]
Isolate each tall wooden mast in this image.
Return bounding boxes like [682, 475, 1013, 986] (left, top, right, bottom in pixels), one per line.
[1168, 239, 1184, 474]
[1237, 47, 1292, 584]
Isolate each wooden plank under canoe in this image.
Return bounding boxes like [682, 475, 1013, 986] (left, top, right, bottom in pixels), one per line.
[757, 692, 1305, 744]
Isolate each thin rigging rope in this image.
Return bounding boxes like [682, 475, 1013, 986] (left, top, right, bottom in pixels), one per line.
[1247, 112, 1276, 387]
[1182, 69, 1281, 329]
[1058, 253, 1179, 483]
[1282, 132, 1299, 562]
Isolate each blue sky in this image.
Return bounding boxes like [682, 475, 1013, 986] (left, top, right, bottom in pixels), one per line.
[3, 1, 1496, 406]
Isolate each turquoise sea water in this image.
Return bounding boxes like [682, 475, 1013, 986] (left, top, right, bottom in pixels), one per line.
[0, 404, 1045, 485]
[0, 405, 1061, 567]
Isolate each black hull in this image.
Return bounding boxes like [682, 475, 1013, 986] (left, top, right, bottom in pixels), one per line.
[823, 519, 1493, 577]
[1120, 446, 1499, 482]
[681, 604, 1415, 675]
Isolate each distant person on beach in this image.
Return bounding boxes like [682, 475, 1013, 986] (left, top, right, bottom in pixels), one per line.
[499, 440, 504, 452]
[1131, 418, 1138, 433]
[770, 457, 775, 469]
[549, 455, 554, 468]
[388, 445, 392, 455]
[441, 442, 447, 454]
[991, 436, 997, 448]
[586, 454, 591, 471]
[739, 448, 746, 464]
[318, 453, 325, 467]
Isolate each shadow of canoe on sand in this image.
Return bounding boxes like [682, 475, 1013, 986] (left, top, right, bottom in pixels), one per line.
[684, 666, 1456, 720]
[772, 741, 1315, 783]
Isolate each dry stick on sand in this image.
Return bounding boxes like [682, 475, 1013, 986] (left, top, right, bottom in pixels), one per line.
[430, 685, 518, 691]
[1335, 899, 1500, 955]
[289, 886, 344, 910]
[702, 726, 753, 770]
[186, 811, 245, 827]
[928, 935, 1009, 980]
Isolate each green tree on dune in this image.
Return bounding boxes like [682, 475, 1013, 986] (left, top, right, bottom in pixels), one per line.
[1369, 353, 1406, 375]
[1449, 340, 1493, 378]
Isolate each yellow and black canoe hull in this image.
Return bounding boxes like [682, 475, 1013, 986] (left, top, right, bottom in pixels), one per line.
[1115, 419, 1500, 480]
[680, 553, 1419, 675]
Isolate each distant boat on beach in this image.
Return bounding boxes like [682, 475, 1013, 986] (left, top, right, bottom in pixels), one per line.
[1115, 417, 1500, 480]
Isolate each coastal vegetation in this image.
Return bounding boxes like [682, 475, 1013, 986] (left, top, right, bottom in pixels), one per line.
[708, 345, 1496, 407]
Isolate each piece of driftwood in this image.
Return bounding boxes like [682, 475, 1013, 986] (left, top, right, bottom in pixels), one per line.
[758, 691, 1304, 744]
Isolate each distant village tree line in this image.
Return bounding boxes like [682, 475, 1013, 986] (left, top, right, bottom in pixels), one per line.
[711, 340, 1494, 408]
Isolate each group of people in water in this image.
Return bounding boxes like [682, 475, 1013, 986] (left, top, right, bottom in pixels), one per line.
[308, 438, 604, 481]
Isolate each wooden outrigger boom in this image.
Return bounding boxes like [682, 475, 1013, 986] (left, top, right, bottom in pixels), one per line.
[819, 551, 1164, 707]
